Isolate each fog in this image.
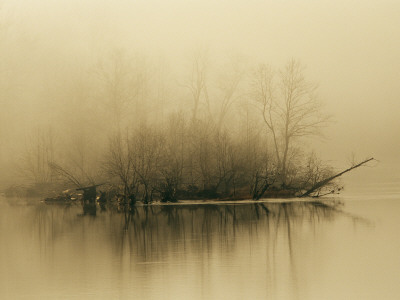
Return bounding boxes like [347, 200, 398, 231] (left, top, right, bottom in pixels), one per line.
[1, 0, 399, 188]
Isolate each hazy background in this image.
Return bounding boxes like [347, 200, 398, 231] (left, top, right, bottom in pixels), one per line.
[1, 0, 399, 187]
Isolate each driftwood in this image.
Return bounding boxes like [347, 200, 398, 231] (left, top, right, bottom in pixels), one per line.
[299, 157, 375, 198]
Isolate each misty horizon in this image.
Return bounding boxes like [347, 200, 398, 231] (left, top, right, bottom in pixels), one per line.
[1, 1, 399, 175]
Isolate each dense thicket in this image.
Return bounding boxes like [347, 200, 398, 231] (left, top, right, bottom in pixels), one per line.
[4, 49, 339, 200]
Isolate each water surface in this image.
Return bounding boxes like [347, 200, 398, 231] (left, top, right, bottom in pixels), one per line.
[1, 190, 399, 299]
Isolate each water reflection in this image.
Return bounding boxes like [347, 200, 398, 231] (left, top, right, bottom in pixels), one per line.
[6, 198, 372, 299]
[32, 199, 370, 261]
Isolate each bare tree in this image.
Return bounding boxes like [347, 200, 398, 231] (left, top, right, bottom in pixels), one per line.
[18, 127, 56, 184]
[94, 50, 138, 130]
[158, 113, 186, 202]
[190, 119, 216, 191]
[104, 131, 137, 202]
[212, 60, 244, 130]
[132, 125, 165, 203]
[253, 60, 328, 186]
[185, 49, 208, 122]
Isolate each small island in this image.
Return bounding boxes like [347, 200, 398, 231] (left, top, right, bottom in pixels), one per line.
[2, 60, 374, 206]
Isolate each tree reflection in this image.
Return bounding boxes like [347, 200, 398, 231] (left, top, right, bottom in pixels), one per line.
[32, 199, 369, 251]
[28, 198, 371, 294]
[105, 200, 368, 257]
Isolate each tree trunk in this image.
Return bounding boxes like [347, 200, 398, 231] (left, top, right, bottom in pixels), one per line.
[299, 158, 374, 197]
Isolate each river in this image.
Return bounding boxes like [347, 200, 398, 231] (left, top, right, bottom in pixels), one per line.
[1, 181, 399, 299]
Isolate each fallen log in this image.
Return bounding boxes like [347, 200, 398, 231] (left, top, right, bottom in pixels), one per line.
[299, 157, 375, 198]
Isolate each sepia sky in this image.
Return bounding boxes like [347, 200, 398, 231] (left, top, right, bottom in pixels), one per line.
[2, 0, 400, 170]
